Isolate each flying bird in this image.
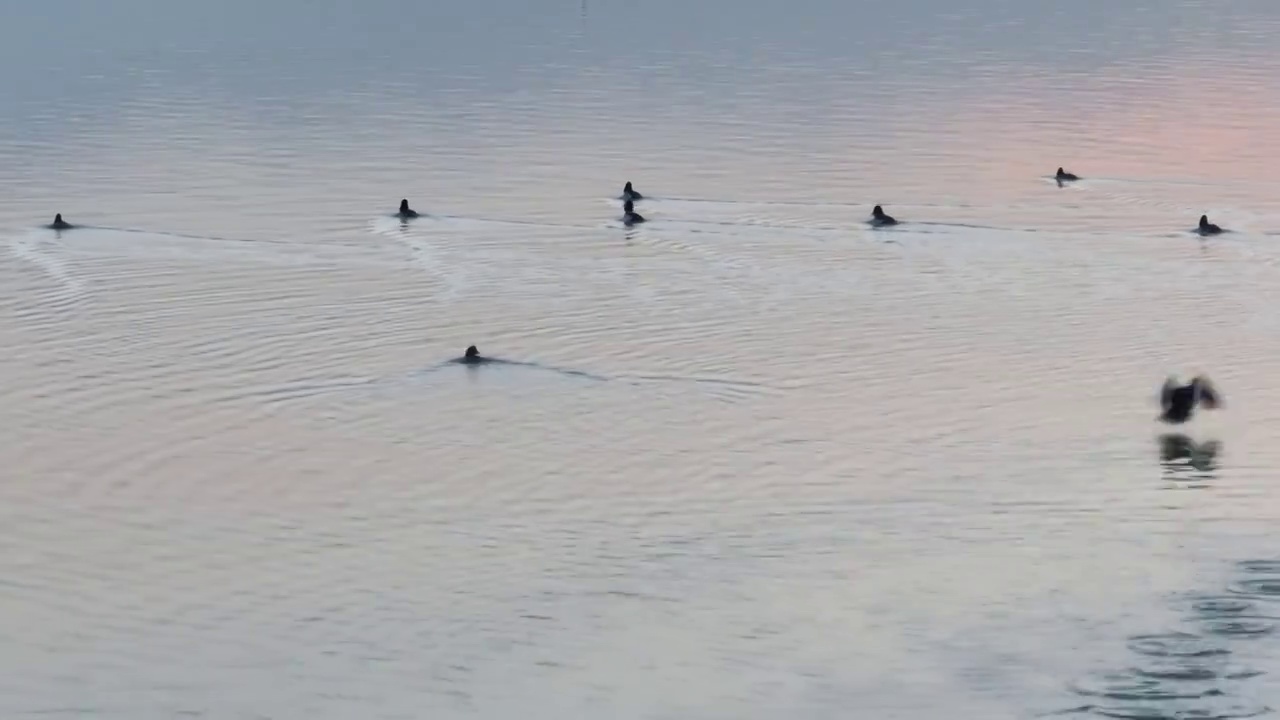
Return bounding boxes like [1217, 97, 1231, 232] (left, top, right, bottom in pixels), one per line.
[1159, 375, 1222, 424]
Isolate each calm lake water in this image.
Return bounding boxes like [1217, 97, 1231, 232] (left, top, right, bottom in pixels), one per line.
[5, 1, 1280, 718]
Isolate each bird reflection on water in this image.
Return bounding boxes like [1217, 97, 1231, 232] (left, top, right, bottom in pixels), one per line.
[1158, 433, 1222, 485]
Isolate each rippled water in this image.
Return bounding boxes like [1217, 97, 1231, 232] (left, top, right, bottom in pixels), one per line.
[5, 1, 1280, 718]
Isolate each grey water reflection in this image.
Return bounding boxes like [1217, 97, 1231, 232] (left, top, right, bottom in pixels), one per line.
[1065, 559, 1280, 719]
[1158, 434, 1222, 486]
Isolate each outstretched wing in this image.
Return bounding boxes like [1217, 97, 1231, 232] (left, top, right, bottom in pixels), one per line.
[1195, 376, 1223, 409]
[1159, 376, 1177, 411]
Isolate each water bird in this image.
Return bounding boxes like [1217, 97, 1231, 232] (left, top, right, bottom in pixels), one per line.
[1055, 167, 1080, 182]
[870, 205, 897, 226]
[459, 345, 485, 365]
[396, 199, 419, 219]
[1198, 215, 1223, 236]
[48, 213, 73, 230]
[623, 199, 646, 226]
[1159, 375, 1222, 424]
[621, 181, 643, 202]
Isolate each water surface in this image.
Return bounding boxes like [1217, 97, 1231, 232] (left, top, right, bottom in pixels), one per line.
[4, 1, 1280, 718]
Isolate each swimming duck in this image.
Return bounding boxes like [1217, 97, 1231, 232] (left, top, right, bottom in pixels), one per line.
[49, 213, 72, 230]
[622, 181, 643, 202]
[397, 199, 419, 219]
[870, 205, 897, 226]
[1055, 167, 1079, 182]
[623, 200, 646, 226]
[1198, 215, 1223, 236]
[1159, 375, 1222, 424]
[460, 345, 484, 365]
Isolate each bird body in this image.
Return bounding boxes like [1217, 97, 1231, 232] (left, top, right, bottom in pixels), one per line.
[397, 199, 419, 219]
[1159, 375, 1222, 423]
[623, 199, 645, 226]
[871, 205, 897, 226]
[1198, 215, 1223, 236]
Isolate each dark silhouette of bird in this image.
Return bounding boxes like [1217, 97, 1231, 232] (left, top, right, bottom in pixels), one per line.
[1198, 215, 1223, 236]
[623, 200, 646, 226]
[397, 199, 419, 219]
[870, 205, 898, 226]
[621, 181, 643, 202]
[1055, 167, 1080, 182]
[1159, 375, 1222, 424]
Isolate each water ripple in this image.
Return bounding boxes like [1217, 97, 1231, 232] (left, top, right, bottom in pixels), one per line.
[1126, 634, 1231, 660]
[1070, 671, 1224, 702]
[8, 1, 1280, 717]
[1226, 579, 1280, 601]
